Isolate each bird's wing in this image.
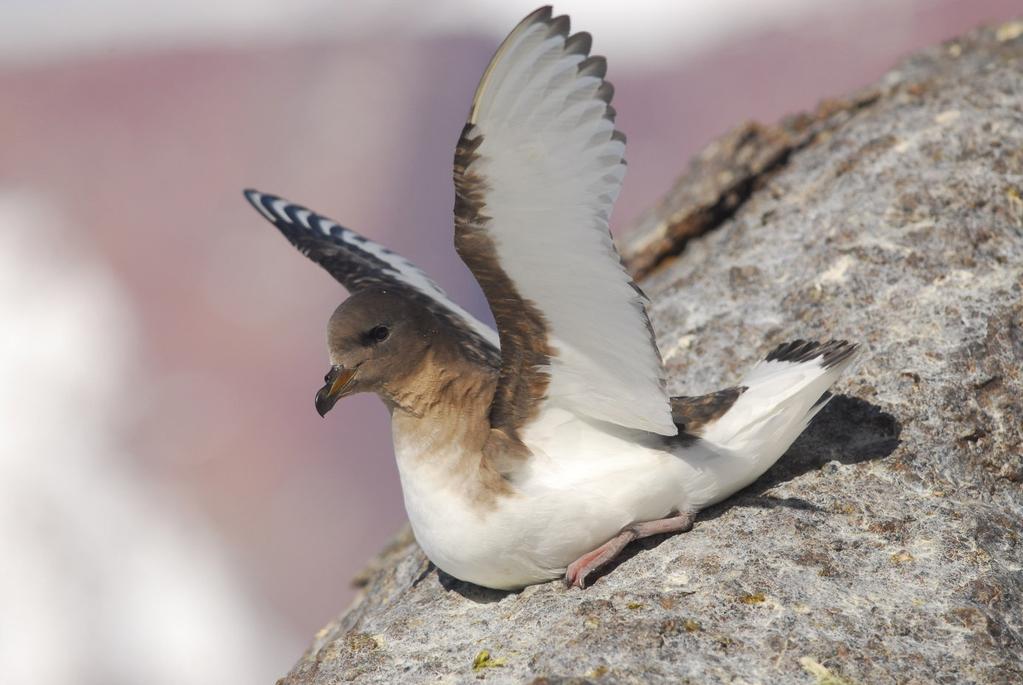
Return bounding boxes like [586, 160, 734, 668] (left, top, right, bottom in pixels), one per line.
[452, 7, 676, 437]
[244, 189, 500, 368]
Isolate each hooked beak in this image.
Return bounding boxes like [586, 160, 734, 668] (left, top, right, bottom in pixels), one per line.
[315, 365, 358, 417]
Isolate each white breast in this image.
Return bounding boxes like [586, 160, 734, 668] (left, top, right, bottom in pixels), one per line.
[391, 409, 703, 589]
[391, 427, 529, 587]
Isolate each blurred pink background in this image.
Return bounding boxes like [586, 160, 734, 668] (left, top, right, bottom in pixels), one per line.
[1, 1, 1017, 682]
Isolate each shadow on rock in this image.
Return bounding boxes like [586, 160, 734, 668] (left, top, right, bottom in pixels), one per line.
[586, 395, 901, 586]
[697, 394, 902, 522]
[438, 568, 514, 603]
[750, 393, 902, 492]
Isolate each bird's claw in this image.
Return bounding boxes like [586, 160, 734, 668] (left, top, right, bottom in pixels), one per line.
[563, 566, 588, 589]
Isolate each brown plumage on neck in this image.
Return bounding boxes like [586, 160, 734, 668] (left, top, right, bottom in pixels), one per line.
[383, 338, 517, 509]
[318, 288, 516, 505]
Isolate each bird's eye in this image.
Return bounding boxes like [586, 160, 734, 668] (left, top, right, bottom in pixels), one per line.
[370, 325, 390, 343]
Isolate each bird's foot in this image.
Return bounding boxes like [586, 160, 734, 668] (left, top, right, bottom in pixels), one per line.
[564, 531, 637, 589]
[563, 512, 696, 589]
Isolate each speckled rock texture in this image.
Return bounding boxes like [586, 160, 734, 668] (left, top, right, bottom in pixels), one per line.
[280, 22, 1023, 685]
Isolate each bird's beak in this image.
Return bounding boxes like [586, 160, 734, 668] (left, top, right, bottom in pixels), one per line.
[315, 365, 357, 417]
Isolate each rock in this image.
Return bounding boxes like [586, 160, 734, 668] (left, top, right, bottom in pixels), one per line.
[279, 22, 1023, 685]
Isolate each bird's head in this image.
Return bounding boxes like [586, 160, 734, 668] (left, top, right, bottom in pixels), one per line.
[314, 288, 436, 417]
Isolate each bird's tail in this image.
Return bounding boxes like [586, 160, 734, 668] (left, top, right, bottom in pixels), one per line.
[678, 340, 858, 510]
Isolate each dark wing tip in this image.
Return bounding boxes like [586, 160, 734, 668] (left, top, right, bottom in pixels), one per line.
[546, 13, 570, 39]
[564, 31, 592, 56]
[522, 6, 554, 29]
[242, 188, 284, 224]
[765, 339, 859, 368]
[240, 188, 339, 244]
[820, 340, 859, 368]
[242, 187, 273, 204]
[242, 187, 262, 208]
[490, 5, 551, 45]
[578, 54, 608, 80]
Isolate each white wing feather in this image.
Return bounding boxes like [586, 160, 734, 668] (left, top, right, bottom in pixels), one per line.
[464, 9, 675, 436]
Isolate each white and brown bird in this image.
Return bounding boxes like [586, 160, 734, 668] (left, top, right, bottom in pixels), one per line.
[243, 6, 857, 590]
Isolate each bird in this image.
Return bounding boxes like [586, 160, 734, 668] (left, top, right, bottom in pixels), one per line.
[242, 6, 858, 590]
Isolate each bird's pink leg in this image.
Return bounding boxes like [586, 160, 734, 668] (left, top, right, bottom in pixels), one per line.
[564, 512, 695, 588]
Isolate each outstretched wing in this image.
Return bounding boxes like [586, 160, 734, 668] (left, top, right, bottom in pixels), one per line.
[244, 189, 500, 367]
[453, 7, 676, 437]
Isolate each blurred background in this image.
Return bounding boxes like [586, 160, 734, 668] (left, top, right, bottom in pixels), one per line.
[1, 0, 1017, 682]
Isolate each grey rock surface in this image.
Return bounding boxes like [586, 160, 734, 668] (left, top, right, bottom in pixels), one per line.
[280, 21, 1023, 685]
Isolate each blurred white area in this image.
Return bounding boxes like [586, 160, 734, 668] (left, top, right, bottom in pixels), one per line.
[2, 0, 868, 66]
[0, 193, 298, 685]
